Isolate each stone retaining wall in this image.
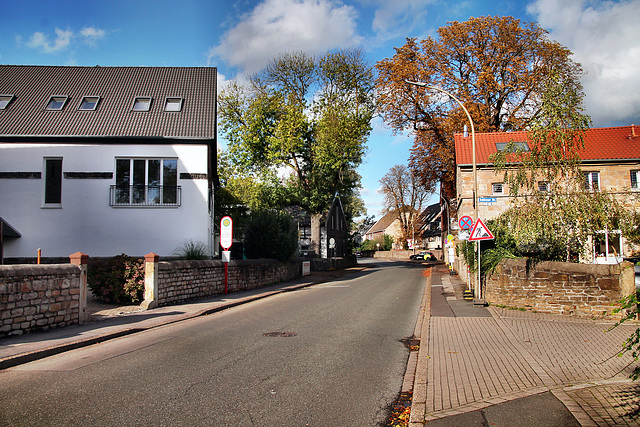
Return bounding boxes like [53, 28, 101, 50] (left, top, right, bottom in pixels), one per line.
[0, 264, 81, 337]
[155, 258, 302, 307]
[485, 258, 636, 318]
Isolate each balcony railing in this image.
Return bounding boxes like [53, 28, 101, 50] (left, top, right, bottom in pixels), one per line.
[109, 185, 181, 207]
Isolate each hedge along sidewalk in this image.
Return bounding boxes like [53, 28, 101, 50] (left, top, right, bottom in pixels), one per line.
[0, 266, 366, 370]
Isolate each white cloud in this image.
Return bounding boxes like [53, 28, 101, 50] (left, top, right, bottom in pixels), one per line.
[26, 28, 73, 53]
[210, 0, 361, 74]
[24, 26, 107, 53]
[79, 27, 106, 45]
[369, 0, 437, 40]
[528, 0, 640, 125]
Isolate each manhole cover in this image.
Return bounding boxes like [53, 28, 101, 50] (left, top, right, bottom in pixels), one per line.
[263, 332, 297, 337]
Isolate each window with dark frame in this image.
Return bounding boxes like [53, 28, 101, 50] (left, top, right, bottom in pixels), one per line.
[631, 170, 639, 190]
[44, 158, 63, 205]
[113, 158, 179, 206]
[492, 183, 504, 195]
[584, 171, 600, 191]
[538, 181, 549, 192]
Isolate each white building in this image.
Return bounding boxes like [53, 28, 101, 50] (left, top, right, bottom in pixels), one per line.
[0, 66, 217, 260]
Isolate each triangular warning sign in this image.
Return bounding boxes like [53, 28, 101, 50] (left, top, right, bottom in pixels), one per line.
[469, 218, 494, 241]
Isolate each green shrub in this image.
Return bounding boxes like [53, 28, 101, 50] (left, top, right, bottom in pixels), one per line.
[360, 234, 393, 251]
[88, 254, 145, 304]
[244, 209, 298, 261]
[173, 239, 210, 260]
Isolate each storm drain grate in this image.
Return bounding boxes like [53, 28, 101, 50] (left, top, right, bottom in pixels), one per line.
[263, 332, 298, 337]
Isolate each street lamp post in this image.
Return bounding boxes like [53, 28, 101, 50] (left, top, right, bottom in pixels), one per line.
[405, 80, 481, 300]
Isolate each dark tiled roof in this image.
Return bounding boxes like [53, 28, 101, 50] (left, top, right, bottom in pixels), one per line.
[0, 65, 216, 140]
[455, 126, 640, 165]
[420, 203, 441, 220]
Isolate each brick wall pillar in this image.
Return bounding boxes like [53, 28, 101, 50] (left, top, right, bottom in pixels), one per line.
[69, 251, 89, 324]
[141, 252, 159, 310]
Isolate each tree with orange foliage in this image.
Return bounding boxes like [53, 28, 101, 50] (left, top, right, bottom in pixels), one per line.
[375, 16, 585, 208]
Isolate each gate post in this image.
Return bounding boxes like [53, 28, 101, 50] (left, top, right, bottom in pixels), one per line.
[69, 252, 89, 324]
[141, 252, 159, 309]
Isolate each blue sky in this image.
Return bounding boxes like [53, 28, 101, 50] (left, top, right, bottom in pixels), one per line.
[2, 0, 639, 219]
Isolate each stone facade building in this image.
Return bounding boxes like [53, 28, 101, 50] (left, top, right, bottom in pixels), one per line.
[454, 125, 640, 257]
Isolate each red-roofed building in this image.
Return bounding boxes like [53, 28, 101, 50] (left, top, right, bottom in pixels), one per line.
[454, 125, 640, 257]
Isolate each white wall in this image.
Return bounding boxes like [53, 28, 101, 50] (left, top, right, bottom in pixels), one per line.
[0, 143, 211, 258]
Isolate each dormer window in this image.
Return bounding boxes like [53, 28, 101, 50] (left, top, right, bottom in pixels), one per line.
[0, 94, 15, 109]
[132, 97, 152, 112]
[46, 96, 68, 110]
[164, 97, 183, 112]
[495, 141, 529, 152]
[79, 96, 100, 111]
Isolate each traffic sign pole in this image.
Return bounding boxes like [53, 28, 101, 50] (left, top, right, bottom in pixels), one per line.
[467, 218, 494, 303]
[220, 216, 233, 294]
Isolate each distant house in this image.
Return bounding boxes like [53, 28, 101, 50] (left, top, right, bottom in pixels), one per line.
[0, 65, 217, 260]
[363, 209, 412, 250]
[364, 211, 398, 243]
[419, 203, 442, 250]
[454, 125, 640, 258]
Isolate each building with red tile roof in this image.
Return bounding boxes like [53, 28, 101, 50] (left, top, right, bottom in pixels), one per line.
[453, 125, 640, 260]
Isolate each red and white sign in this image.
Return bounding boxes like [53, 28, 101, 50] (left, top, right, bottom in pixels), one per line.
[468, 218, 494, 241]
[220, 216, 233, 250]
[459, 215, 473, 230]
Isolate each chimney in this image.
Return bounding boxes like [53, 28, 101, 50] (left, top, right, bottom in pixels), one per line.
[633, 124, 637, 138]
[463, 124, 468, 138]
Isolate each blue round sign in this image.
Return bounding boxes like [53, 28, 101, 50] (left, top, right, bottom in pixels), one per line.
[459, 216, 473, 230]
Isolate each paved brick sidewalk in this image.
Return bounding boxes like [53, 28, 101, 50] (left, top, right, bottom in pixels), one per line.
[410, 266, 640, 426]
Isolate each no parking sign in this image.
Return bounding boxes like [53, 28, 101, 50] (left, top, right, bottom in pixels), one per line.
[459, 216, 473, 230]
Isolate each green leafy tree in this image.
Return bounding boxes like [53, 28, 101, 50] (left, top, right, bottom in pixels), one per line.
[243, 209, 299, 262]
[218, 48, 375, 254]
[215, 149, 289, 237]
[610, 291, 640, 380]
[491, 69, 592, 196]
[488, 62, 635, 263]
[360, 234, 393, 251]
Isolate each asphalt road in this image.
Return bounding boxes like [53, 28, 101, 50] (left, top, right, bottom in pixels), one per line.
[0, 259, 426, 426]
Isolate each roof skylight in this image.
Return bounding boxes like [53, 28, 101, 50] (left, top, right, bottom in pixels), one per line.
[46, 96, 68, 111]
[164, 97, 183, 112]
[495, 141, 529, 152]
[132, 97, 152, 112]
[0, 95, 14, 109]
[79, 96, 100, 111]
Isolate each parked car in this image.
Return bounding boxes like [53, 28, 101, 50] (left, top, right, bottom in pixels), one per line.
[410, 251, 436, 261]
